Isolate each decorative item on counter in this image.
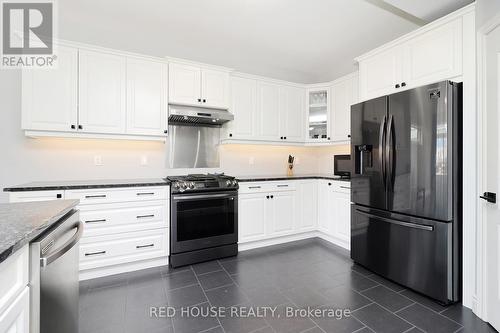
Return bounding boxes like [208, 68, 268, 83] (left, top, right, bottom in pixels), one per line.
[287, 155, 295, 176]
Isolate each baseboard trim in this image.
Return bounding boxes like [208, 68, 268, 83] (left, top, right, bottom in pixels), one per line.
[316, 232, 350, 250]
[79, 256, 168, 280]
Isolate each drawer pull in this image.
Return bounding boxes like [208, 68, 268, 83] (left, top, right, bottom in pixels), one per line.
[277, 185, 289, 187]
[137, 192, 155, 196]
[248, 186, 261, 189]
[85, 219, 107, 224]
[136, 244, 154, 249]
[85, 195, 106, 199]
[340, 186, 351, 189]
[136, 214, 155, 219]
[85, 251, 106, 257]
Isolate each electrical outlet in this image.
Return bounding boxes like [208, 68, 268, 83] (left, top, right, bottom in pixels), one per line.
[140, 155, 148, 166]
[94, 155, 103, 166]
[249, 157, 255, 165]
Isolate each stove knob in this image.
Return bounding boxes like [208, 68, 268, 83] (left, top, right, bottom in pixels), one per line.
[180, 182, 187, 189]
[189, 182, 195, 189]
[232, 180, 238, 186]
[226, 180, 232, 187]
[173, 182, 180, 189]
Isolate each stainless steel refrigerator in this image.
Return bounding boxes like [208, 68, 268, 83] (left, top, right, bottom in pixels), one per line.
[350, 81, 462, 304]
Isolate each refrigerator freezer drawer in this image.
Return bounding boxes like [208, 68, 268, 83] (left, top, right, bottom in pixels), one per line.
[350, 205, 459, 303]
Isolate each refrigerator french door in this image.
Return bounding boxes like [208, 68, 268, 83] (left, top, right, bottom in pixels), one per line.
[350, 81, 462, 304]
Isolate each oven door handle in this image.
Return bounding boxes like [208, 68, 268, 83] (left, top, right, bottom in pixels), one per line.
[173, 193, 236, 201]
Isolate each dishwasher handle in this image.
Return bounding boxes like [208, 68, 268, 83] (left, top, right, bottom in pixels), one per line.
[40, 221, 84, 267]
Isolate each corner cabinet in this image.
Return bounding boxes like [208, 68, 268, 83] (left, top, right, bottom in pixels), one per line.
[21, 44, 168, 141]
[168, 62, 230, 109]
[330, 73, 358, 142]
[357, 8, 473, 101]
[306, 87, 330, 142]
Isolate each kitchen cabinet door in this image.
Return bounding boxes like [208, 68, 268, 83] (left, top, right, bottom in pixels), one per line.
[280, 86, 305, 142]
[201, 69, 229, 109]
[257, 81, 281, 141]
[168, 63, 201, 106]
[226, 76, 257, 140]
[22, 45, 78, 132]
[317, 181, 333, 235]
[332, 191, 351, 245]
[358, 46, 403, 101]
[238, 193, 267, 243]
[269, 191, 296, 236]
[330, 74, 358, 142]
[79, 50, 126, 134]
[306, 87, 330, 142]
[296, 181, 318, 232]
[126, 58, 168, 136]
[403, 18, 462, 89]
[0, 287, 29, 333]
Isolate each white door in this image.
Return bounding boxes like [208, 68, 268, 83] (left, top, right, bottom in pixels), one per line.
[332, 191, 351, 245]
[296, 181, 318, 231]
[317, 181, 332, 234]
[227, 76, 257, 140]
[126, 58, 167, 136]
[330, 76, 357, 142]
[239, 193, 267, 242]
[270, 191, 295, 236]
[21, 45, 78, 132]
[403, 18, 462, 89]
[79, 50, 126, 134]
[359, 46, 402, 101]
[201, 69, 229, 109]
[279, 86, 305, 142]
[168, 63, 201, 106]
[0, 288, 29, 333]
[257, 81, 281, 141]
[481, 18, 500, 332]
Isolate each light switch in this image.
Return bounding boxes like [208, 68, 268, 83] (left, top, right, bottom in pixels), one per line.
[94, 155, 103, 166]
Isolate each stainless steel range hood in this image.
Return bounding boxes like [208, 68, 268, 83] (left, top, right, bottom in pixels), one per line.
[168, 105, 234, 126]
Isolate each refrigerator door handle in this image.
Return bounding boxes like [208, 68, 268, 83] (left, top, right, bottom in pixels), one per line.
[355, 209, 434, 231]
[379, 115, 387, 186]
[386, 115, 395, 190]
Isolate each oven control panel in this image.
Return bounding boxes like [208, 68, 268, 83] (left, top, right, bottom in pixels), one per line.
[171, 179, 238, 193]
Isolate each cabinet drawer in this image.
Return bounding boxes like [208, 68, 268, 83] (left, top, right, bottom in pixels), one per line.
[79, 229, 168, 270]
[239, 181, 296, 194]
[8, 190, 64, 203]
[0, 246, 28, 316]
[79, 201, 167, 237]
[65, 186, 168, 205]
[330, 181, 351, 194]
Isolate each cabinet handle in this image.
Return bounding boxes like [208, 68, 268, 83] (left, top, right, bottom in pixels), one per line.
[248, 186, 261, 189]
[136, 214, 155, 219]
[277, 185, 288, 187]
[136, 244, 154, 249]
[340, 186, 351, 189]
[56, 194, 62, 199]
[280, 137, 283, 140]
[85, 195, 106, 199]
[78, 124, 83, 130]
[136, 192, 155, 196]
[202, 99, 206, 103]
[401, 82, 406, 87]
[327, 137, 330, 140]
[85, 251, 106, 257]
[266, 195, 270, 199]
[229, 133, 233, 137]
[85, 219, 107, 224]
[347, 135, 351, 138]
[164, 129, 168, 134]
[197, 98, 202, 102]
[270, 195, 274, 199]
[395, 84, 400, 89]
[328, 183, 332, 186]
[71, 125, 76, 130]
[284, 137, 287, 140]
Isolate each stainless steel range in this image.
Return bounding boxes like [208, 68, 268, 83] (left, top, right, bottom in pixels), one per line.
[167, 174, 238, 267]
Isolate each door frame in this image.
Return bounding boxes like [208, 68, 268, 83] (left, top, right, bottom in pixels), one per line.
[476, 11, 500, 322]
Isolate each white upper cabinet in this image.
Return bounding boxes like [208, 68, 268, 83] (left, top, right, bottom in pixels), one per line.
[330, 73, 358, 142]
[79, 50, 127, 134]
[168, 62, 229, 109]
[357, 11, 469, 101]
[201, 69, 229, 109]
[279, 85, 305, 142]
[126, 58, 168, 136]
[226, 76, 257, 140]
[168, 63, 201, 106]
[22, 45, 78, 132]
[306, 87, 331, 142]
[257, 81, 281, 140]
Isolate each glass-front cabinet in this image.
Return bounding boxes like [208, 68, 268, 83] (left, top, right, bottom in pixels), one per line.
[306, 87, 330, 142]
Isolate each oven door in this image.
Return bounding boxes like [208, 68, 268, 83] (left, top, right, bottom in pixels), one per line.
[171, 191, 238, 254]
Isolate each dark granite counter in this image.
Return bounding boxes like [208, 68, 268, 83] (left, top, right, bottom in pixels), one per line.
[4, 178, 170, 192]
[0, 200, 79, 264]
[236, 174, 351, 182]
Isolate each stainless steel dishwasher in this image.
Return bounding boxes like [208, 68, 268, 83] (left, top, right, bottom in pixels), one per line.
[30, 210, 83, 333]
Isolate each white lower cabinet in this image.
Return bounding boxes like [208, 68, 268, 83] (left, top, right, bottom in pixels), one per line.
[0, 288, 29, 333]
[238, 180, 350, 250]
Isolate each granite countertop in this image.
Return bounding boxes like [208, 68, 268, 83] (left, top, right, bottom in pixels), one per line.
[236, 174, 351, 182]
[0, 200, 79, 264]
[3, 178, 170, 192]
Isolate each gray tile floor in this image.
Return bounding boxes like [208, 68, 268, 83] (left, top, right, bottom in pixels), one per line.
[79, 239, 497, 333]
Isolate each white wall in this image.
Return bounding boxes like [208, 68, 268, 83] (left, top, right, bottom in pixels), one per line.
[0, 69, 349, 203]
[476, 0, 500, 27]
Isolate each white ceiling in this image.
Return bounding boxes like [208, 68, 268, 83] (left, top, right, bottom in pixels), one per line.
[384, 0, 474, 21]
[58, 0, 472, 84]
